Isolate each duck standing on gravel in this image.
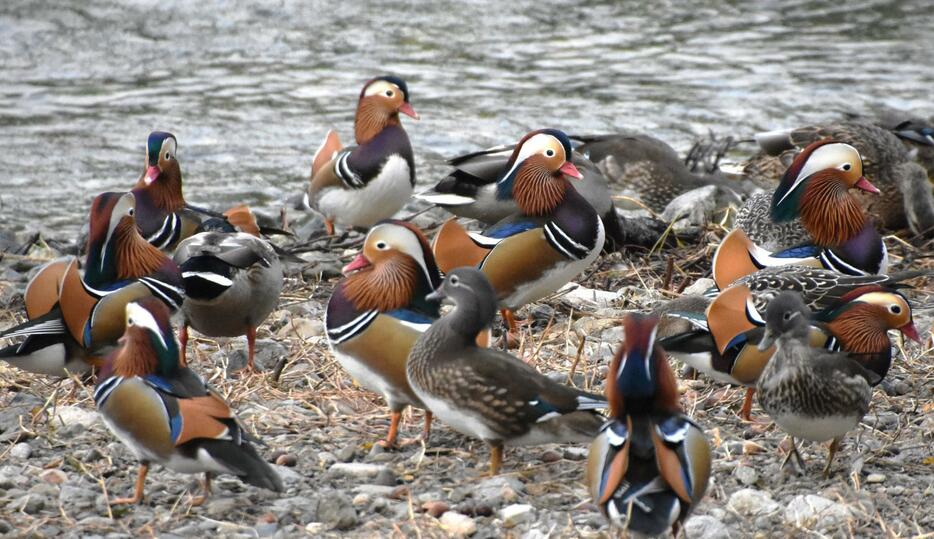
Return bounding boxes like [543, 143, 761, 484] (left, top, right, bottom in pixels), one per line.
[131, 131, 204, 251]
[0, 192, 183, 376]
[587, 313, 711, 537]
[172, 205, 283, 372]
[406, 268, 606, 476]
[95, 297, 283, 505]
[431, 129, 605, 344]
[304, 76, 418, 235]
[755, 292, 879, 477]
[658, 266, 920, 420]
[326, 220, 448, 448]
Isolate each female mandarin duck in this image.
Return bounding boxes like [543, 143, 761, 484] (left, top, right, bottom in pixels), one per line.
[305, 76, 418, 234]
[724, 140, 886, 287]
[326, 220, 445, 447]
[416, 142, 626, 250]
[657, 266, 920, 420]
[132, 131, 203, 251]
[172, 205, 284, 372]
[755, 292, 879, 477]
[742, 120, 934, 237]
[406, 268, 606, 476]
[0, 192, 183, 376]
[431, 129, 605, 341]
[586, 313, 711, 537]
[95, 297, 282, 504]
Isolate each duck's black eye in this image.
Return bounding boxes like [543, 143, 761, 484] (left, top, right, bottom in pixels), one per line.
[165, 152, 171, 160]
[890, 305, 902, 314]
[842, 163, 851, 171]
[376, 241, 388, 250]
[385, 90, 394, 97]
[128, 208, 134, 216]
[449, 275, 460, 286]
[127, 317, 134, 326]
[782, 312, 792, 321]
[545, 149, 555, 157]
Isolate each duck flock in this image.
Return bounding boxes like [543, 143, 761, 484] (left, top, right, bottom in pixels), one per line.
[1, 75, 933, 537]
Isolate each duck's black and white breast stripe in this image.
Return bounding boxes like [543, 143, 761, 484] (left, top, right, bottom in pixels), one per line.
[146, 214, 182, 251]
[327, 310, 378, 344]
[335, 150, 364, 189]
[544, 221, 591, 260]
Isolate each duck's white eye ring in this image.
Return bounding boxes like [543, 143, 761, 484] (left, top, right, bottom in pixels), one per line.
[449, 275, 460, 286]
[841, 163, 851, 171]
[127, 317, 134, 326]
[128, 208, 135, 216]
[376, 241, 388, 250]
[545, 149, 555, 157]
[890, 305, 902, 314]
[165, 152, 171, 160]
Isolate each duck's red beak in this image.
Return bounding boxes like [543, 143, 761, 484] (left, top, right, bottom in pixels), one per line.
[398, 102, 419, 120]
[559, 161, 583, 180]
[900, 321, 921, 343]
[854, 176, 880, 194]
[144, 165, 161, 185]
[342, 253, 371, 276]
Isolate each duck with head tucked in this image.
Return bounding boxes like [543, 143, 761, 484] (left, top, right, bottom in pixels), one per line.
[406, 268, 606, 475]
[305, 76, 418, 235]
[326, 220, 446, 447]
[95, 297, 283, 505]
[431, 129, 605, 343]
[755, 292, 880, 477]
[0, 192, 183, 376]
[587, 313, 711, 537]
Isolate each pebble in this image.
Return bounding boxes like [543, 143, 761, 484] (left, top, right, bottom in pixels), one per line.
[352, 493, 370, 507]
[315, 493, 358, 530]
[866, 473, 886, 484]
[474, 476, 523, 507]
[784, 495, 853, 530]
[733, 463, 759, 486]
[562, 447, 588, 461]
[684, 515, 730, 539]
[422, 500, 449, 518]
[540, 449, 562, 463]
[683, 278, 716, 296]
[206, 498, 238, 519]
[440, 511, 477, 537]
[11, 494, 46, 514]
[727, 489, 780, 517]
[326, 463, 396, 486]
[337, 444, 358, 462]
[273, 464, 303, 486]
[277, 318, 324, 340]
[40, 469, 67, 485]
[353, 484, 396, 498]
[500, 503, 535, 528]
[54, 405, 100, 427]
[10, 442, 32, 459]
[275, 454, 297, 467]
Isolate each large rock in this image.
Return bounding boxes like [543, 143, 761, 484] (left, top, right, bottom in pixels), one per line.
[500, 504, 535, 528]
[784, 495, 853, 530]
[439, 511, 477, 537]
[326, 463, 396, 486]
[727, 488, 780, 517]
[684, 515, 731, 539]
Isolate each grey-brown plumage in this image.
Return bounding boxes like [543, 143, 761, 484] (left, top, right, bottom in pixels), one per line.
[732, 192, 811, 251]
[406, 268, 605, 474]
[755, 292, 879, 477]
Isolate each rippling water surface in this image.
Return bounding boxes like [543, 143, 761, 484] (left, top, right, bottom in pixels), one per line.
[1, 0, 932, 238]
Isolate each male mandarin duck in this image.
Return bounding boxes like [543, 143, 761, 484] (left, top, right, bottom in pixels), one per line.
[572, 132, 748, 214]
[95, 297, 283, 504]
[755, 292, 879, 477]
[740, 121, 934, 236]
[406, 268, 606, 476]
[0, 192, 183, 376]
[326, 220, 446, 447]
[416, 142, 626, 250]
[586, 313, 711, 537]
[304, 76, 418, 234]
[431, 129, 605, 340]
[132, 131, 203, 251]
[657, 266, 920, 420]
[172, 205, 284, 372]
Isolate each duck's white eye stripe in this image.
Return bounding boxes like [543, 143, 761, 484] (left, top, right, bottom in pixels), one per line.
[125, 302, 167, 350]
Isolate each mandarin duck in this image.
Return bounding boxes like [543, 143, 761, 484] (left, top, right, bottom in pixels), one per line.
[172, 206, 283, 372]
[0, 192, 183, 376]
[741, 121, 934, 236]
[431, 129, 605, 341]
[657, 266, 920, 420]
[587, 313, 711, 536]
[755, 292, 879, 477]
[327, 220, 450, 447]
[416, 143, 626, 250]
[406, 268, 606, 476]
[131, 131, 203, 251]
[572, 132, 748, 214]
[95, 297, 283, 504]
[304, 76, 418, 234]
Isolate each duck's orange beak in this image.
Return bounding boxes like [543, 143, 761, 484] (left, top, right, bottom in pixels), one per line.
[342, 253, 371, 276]
[559, 161, 583, 180]
[854, 176, 880, 194]
[144, 165, 161, 185]
[900, 321, 921, 343]
[398, 102, 419, 120]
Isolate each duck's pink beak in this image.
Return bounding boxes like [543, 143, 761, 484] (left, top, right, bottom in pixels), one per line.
[342, 253, 371, 275]
[398, 102, 419, 120]
[559, 161, 583, 180]
[854, 176, 880, 195]
[900, 322, 921, 343]
[144, 165, 161, 185]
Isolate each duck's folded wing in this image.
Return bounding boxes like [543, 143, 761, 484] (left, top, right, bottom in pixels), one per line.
[651, 415, 711, 505]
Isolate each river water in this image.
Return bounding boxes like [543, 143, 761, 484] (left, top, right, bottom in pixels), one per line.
[1, 0, 932, 239]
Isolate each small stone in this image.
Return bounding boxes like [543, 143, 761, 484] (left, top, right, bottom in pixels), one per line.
[54, 406, 100, 428]
[353, 484, 396, 498]
[500, 504, 535, 528]
[326, 463, 396, 486]
[562, 447, 588, 461]
[682, 278, 716, 296]
[0, 520, 11, 534]
[727, 489, 780, 517]
[272, 465, 303, 486]
[317, 451, 338, 468]
[865, 473, 886, 484]
[206, 498, 238, 519]
[40, 469, 67, 485]
[277, 318, 324, 340]
[684, 515, 730, 539]
[352, 493, 370, 507]
[784, 495, 853, 530]
[12, 494, 45, 514]
[422, 500, 449, 518]
[254, 522, 277, 537]
[337, 444, 357, 463]
[474, 476, 524, 507]
[315, 492, 357, 530]
[10, 442, 32, 459]
[540, 449, 562, 463]
[733, 464, 759, 486]
[275, 454, 297, 467]
[440, 511, 477, 537]
[455, 502, 494, 517]
[742, 441, 766, 455]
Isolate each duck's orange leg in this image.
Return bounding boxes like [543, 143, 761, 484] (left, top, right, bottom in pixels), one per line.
[501, 309, 520, 349]
[377, 410, 403, 448]
[740, 387, 756, 421]
[178, 324, 189, 367]
[488, 444, 504, 476]
[111, 463, 149, 505]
